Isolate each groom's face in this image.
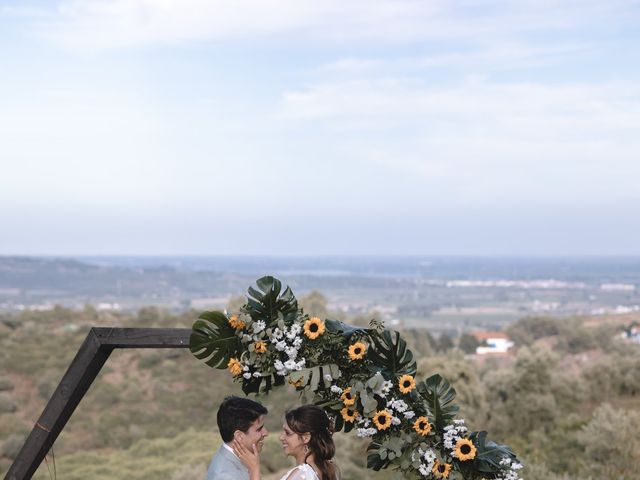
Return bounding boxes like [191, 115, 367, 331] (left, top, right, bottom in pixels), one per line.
[236, 414, 268, 452]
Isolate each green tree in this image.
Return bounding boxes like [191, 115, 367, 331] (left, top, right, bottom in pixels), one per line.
[299, 291, 329, 318]
[578, 403, 640, 479]
[458, 333, 480, 354]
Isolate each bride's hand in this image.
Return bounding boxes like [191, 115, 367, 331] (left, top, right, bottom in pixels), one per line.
[232, 439, 261, 479]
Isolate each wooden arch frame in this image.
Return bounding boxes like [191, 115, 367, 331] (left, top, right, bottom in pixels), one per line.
[5, 327, 191, 480]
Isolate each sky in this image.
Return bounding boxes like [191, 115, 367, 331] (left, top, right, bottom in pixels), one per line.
[1, 0, 639, 256]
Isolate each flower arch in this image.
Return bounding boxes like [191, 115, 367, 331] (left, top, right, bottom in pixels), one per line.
[190, 276, 522, 480]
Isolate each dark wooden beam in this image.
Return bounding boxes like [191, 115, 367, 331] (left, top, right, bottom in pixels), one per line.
[5, 327, 192, 480]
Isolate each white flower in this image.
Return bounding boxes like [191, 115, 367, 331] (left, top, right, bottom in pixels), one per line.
[272, 328, 283, 340]
[415, 448, 437, 477]
[284, 359, 297, 371]
[356, 427, 377, 438]
[253, 371, 261, 378]
[388, 398, 408, 412]
[293, 337, 303, 348]
[324, 374, 332, 382]
[242, 365, 250, 372]
[253, 320, 266, 333]
[403, 410, 415, 419]
[330, 385, 343, 394]
[391, 416, 401, 426]
[423, 448, 436, 464]
[243, 372, 251, 379]
[443, 424, 462, 450]
[286, 324, 302, 340]
[285, 346, 298, 359]
[275, 340, 287, 351]
[378, 380, 393, 397]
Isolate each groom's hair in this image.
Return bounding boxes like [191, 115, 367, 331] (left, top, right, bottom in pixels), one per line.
[217, 396, 268, 442]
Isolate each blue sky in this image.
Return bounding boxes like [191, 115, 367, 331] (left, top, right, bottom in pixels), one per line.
[1, 0, 639, 255]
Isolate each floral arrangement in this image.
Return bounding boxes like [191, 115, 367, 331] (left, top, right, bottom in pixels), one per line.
[190, 276, 523, 480]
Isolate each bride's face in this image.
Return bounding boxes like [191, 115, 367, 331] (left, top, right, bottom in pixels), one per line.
[279, 422, 309, 458]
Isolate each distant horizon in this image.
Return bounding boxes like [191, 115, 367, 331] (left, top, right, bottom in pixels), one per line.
[4, 253, 640, 260]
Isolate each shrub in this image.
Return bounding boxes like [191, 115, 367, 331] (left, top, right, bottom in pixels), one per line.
[0, 379, 14, 392]
[0, 394, 17, 414]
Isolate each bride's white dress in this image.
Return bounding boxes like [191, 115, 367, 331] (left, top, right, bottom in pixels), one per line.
[280, 463, 320, 480]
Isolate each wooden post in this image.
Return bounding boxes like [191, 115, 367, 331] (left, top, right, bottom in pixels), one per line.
[5, 327, 191, 480]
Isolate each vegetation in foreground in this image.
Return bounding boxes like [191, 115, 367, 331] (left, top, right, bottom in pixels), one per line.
[1, 296, 639, 479]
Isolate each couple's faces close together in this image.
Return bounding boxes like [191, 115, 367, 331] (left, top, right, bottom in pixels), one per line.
[234, 415, 268, 453]
[234, 415, 309, 458]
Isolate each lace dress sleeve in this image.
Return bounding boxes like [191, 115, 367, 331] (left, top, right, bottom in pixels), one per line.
[281, 464, 319, 480]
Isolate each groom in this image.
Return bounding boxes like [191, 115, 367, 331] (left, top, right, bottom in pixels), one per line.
[206, 396, 269, 480]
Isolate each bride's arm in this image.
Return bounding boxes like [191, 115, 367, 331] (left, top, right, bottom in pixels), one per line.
[231, 439, 261, 480]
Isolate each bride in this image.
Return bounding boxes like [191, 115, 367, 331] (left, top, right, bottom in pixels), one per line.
[232, 404, 339, 480]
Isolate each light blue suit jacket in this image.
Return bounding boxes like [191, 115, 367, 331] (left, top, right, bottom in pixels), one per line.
[206, 444, 249, 480]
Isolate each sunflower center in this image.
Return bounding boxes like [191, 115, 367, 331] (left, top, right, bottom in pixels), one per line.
[403, 380, 410, 387]
[310, 324, 318, 332]
[419, 421, 427, 429]
[460, 444, 471, 454]
[438, 465, 446, 473]
[355, 347, 362, 354]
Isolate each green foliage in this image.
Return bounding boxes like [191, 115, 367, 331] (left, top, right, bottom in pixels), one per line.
[0, 394, 17, 414]
[3, 286, 639, 479]
[0, 379, 14, 392]
[507, 316, 561, 346]
[416, 374, 459, 432]
[190, 311, 241, 369]
[458, 333, 480, 354]
[367, 330, 417, 379]
[577, 403, 640, 478]
[466, 430, 517, 474]
[245, 276, 299, 324]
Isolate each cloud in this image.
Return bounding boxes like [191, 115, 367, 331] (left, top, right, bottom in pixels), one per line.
[278, 76, 640, 204]
[20, 0, 639, 51]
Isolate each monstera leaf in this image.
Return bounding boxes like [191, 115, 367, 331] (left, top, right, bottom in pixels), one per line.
[367, 330, 417, 379]
[325, 319, 371, 340]
[244, 276, 298, 324]
[465, 431, 518, 474]
[190, 311, 241, 369]
[416, 374, 459, 432]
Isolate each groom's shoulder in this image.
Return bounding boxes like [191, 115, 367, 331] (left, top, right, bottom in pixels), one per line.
[206, 445, 245, 480]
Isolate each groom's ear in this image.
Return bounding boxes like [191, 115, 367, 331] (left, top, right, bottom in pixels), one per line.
[233, 430, 244, 441]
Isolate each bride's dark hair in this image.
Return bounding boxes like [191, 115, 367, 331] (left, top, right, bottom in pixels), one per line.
[285, 404, 338, 480]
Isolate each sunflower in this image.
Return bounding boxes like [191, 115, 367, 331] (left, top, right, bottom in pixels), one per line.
[254, 341, 267, 353]
[398, 374, 416, 394]
[372, 410, 392, 431]
[432, 460, 452, 479]
[413, 416, 432, 436]
[454, 438, 477, 461]
[340, 407, 359, 423]
[303, 317, 325, 339]
[341, 387, 357, 406]
[227, 358, 242, 377]
[348, 342, 367, 360]
[228, 315, 246, 330]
